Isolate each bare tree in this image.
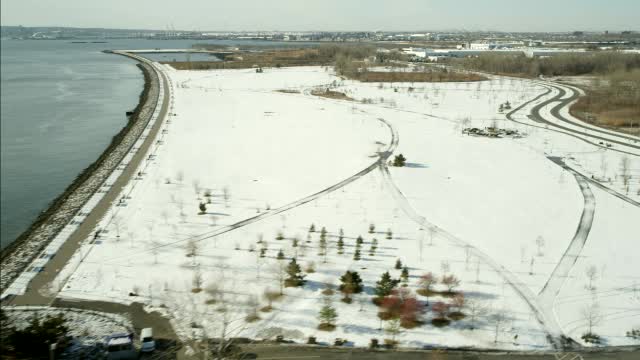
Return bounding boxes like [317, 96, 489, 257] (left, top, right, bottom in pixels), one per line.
[466, 299, 488, 330]
[192, 179, 201, 199]
[489, 309, 508, 343]
[620, 156, 631, 193]
[112, 216, 123, 240]
[186, 238, 200, 266]
[175, 170, 184, 184]
[427, 226, 436, 246]
[535, 236, 545, 256]
[585, 265, 598, 291]
[223, 186, 231, 207]
[581, 301, 602, 336]
[272, 261, 287, 295]
[192, 267, 203, 292]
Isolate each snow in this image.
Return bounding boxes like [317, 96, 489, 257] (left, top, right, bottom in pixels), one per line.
[48, 61, 639, 350]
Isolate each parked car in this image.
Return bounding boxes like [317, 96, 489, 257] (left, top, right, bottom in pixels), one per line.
[140, 328, 156, 352]
[105, 333, 137, 360]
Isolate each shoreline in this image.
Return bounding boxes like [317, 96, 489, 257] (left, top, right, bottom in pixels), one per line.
[0, 53, 160, 293]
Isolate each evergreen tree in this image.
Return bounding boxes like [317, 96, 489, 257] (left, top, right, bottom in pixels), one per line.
[292, 238, 298, 247]
[393, 154, 406, 167]
[395, 259, 403, 269]
[309, 223, 316, 233]
[337, 238, 345, 254]
[339, 271, 364, 302]
[369, 224, 375, 233]
[285, 258, 306, 287]
[320, 227, 327, 238]
[374, 271, 400, 299]
[401, 266, 409, 286]
[277, 249, 285, 260]
[276, 231, 284, 240]
[353, 249, 361, 261]
[318, 303, 338, 330]
[199, 202, 207, 214]
[386, 229, 393, 240]
[356, 235, 364, 245]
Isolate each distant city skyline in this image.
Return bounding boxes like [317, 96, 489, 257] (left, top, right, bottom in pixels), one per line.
[2, 0, 639, 33]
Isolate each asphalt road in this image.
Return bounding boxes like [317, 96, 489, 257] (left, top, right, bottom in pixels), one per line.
[528, 83, 640, 153]
[237, 344, 640, 360]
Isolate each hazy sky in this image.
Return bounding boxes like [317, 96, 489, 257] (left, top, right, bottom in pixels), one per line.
[2, 0, 639, 32]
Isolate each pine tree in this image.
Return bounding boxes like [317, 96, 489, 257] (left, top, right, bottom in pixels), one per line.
[309, 223, 316, 233]
[337, 238, 344, 254]
[276, 231, 284, 240]
[374, 271, 400, 299]
[386, 229, 393, 240]
[318, 302, 338, 330]
[369, 224, 375, 234]
[292, 238, 298, 247]
[339, 271, 364, 302]
[353, 249, 361, 261]
[277, 249, 285, 260]
[285, 258, 306, 287]
[199, 202, 207, 214]
[395, 259, 402, 269]
[401, 266, 409, 286]
[356, 235, 364, 245]
[320, 227, 327, 238]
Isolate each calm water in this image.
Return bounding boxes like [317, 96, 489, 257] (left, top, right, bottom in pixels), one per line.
[0, 38, 320, 249]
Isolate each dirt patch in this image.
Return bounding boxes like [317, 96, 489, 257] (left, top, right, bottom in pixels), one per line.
[311, 89, 354, 101]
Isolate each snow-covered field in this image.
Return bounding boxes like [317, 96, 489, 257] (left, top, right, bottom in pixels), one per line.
[50, 63, 640, 350]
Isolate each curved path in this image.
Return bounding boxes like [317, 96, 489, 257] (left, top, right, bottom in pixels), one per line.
[537, 157, 596, 334]
[528, 84, 640, 154]
[546, 84, 639, 143]
[86, 113, 399, 265]
[506, 84, 640, 208]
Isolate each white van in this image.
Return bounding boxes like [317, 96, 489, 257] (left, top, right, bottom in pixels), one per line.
[140, 328, 156, 352]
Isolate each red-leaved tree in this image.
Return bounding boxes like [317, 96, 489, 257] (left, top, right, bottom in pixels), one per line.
[432, 301, 450, 320]
[380, 288, 423, 327]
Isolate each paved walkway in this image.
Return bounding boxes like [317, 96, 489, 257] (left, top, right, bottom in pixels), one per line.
[4, 56, 169, 307]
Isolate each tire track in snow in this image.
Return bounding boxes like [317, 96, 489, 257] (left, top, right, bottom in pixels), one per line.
[91, 115, 398, 264]
[545, 83, 640, 144]
[538, 157, 595, 306]
[506, 85, 639, 157]
[506, 85, 639, 208]
[377, 164, 563, 349]
[527, 84, 640, 155]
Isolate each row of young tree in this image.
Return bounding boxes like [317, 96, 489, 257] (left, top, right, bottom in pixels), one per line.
[455, 52, 640, 77]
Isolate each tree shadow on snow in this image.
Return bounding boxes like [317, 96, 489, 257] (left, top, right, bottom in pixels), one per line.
[405, 163, 429, 168]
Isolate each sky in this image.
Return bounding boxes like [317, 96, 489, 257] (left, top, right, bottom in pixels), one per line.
[1, 0, 639, 32]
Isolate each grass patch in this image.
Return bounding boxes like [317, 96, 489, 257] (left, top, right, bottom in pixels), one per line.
[317, 323, 336, 331]
[400, 319, 423, 329]
[377, 311, 394, 321]
[431, 318, 451, 327]
[311, 89, 354, 101]
[448, 311, 466, 321]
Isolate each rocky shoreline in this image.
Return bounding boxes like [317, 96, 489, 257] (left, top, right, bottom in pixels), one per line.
[0, 55, 160, 293]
